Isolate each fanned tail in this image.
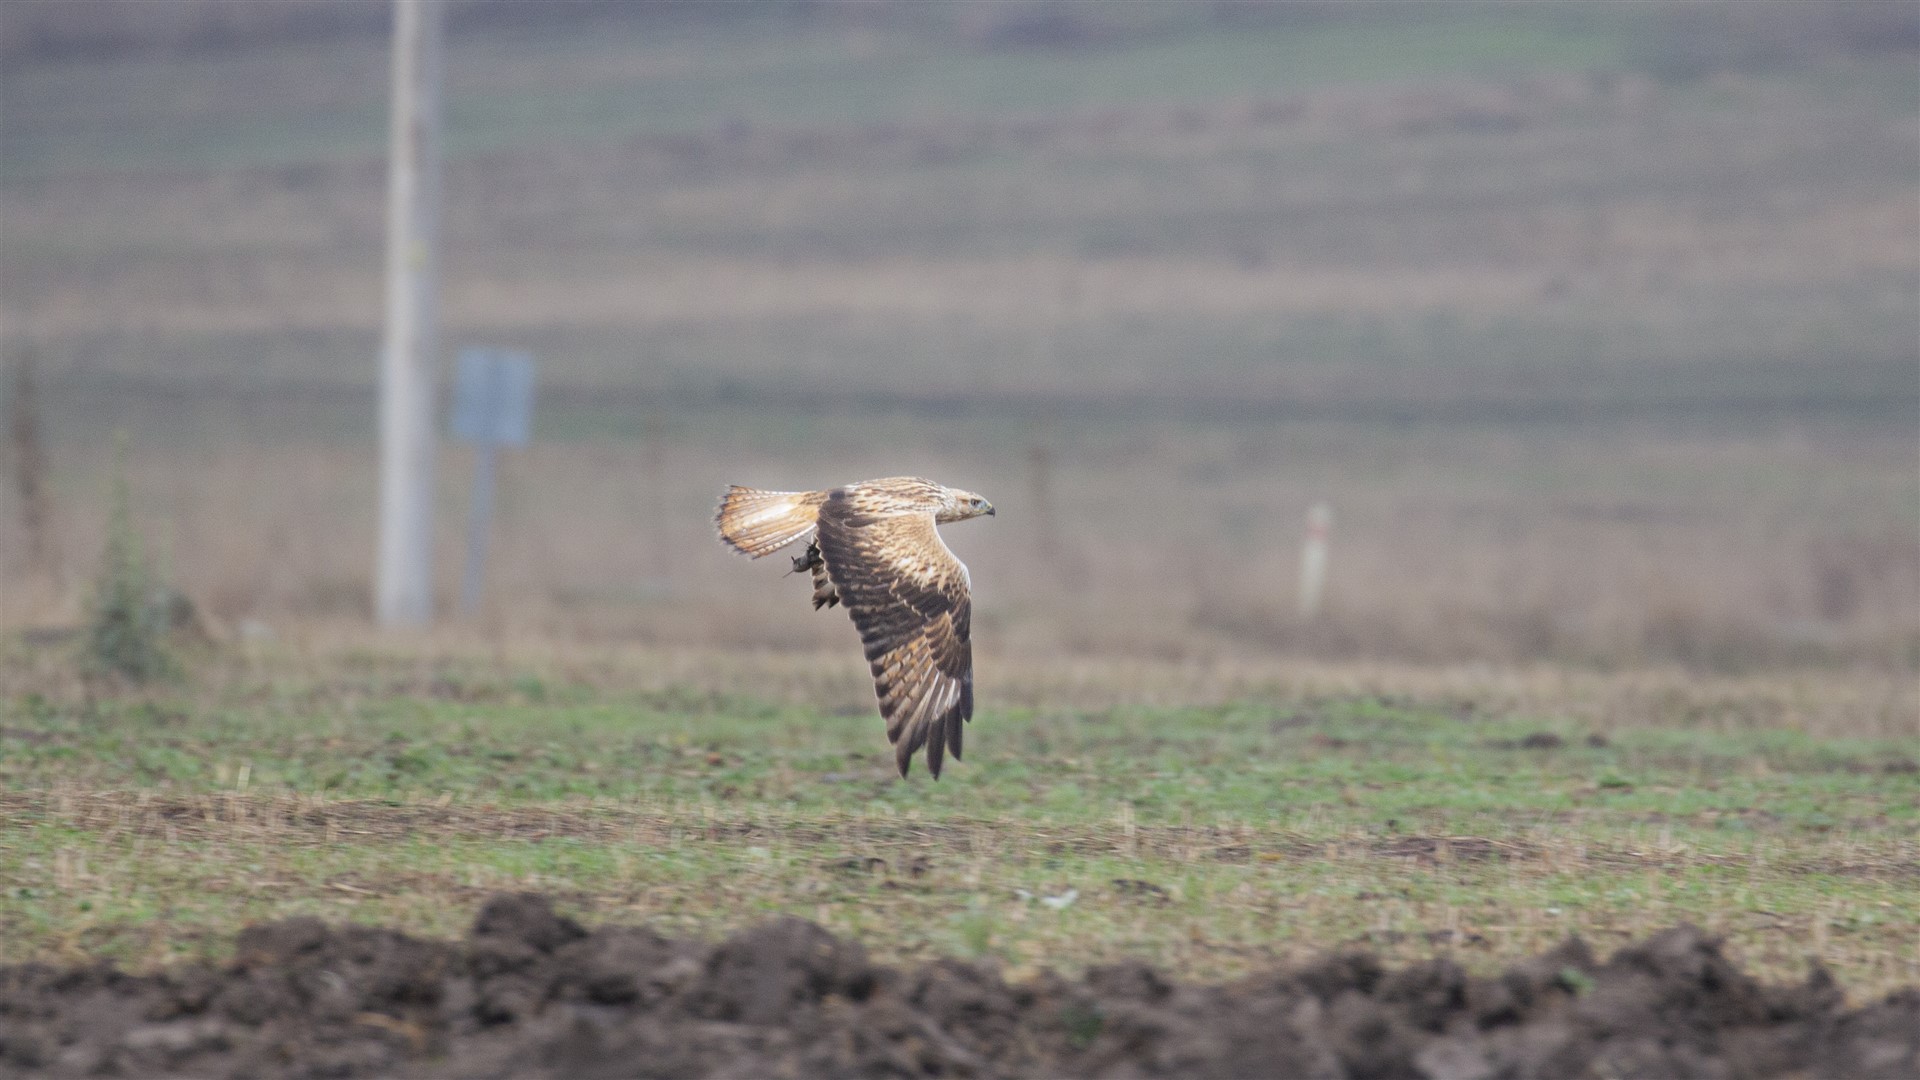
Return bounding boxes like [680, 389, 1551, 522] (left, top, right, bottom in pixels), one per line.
[715, 486, 822, 558]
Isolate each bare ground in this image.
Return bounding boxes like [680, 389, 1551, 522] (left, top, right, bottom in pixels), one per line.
[2, 892, 1915, 1079]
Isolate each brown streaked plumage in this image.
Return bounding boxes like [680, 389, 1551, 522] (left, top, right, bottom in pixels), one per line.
[715, 477, 994, 778]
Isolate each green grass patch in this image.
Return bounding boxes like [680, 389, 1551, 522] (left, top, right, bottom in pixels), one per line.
[3, 670, 1915, 996]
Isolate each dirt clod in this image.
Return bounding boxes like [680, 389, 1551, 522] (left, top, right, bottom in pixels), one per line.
[1, 895, 1914, 1078]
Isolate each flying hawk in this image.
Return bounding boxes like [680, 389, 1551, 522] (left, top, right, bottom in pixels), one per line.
[715, 477, 994, 778]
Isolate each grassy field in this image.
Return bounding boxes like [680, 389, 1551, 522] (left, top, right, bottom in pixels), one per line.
[2, 642, 1916, 998]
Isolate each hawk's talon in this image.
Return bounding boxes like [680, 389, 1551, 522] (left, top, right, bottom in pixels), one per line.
[799, 540, 840, 608]
[789, 540, 825, 576]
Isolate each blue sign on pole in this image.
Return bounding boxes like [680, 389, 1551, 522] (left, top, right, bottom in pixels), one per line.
[451, 348, 535, 616]
[451, 348, 534, 446]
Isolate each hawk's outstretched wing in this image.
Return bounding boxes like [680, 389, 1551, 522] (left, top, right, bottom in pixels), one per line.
[815, 489, 972, 779]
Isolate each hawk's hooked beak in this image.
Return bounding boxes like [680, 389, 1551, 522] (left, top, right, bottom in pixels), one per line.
[983, 503, 995, 516]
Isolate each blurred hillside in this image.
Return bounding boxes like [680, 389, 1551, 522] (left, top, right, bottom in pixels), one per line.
[2, 1, 1916, 670]
[5, 1, 1917, 70]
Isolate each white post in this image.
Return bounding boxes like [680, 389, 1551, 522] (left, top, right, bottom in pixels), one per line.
[1298, 502, 1333, 620]
[1028, 441, 1058, 565]
[375, 0, 445, 627]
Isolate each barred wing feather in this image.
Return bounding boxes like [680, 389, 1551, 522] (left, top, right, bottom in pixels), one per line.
[815, 491, 973, 779]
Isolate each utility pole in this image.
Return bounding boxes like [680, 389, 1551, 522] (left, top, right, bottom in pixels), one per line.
[376, 0, 445, 626]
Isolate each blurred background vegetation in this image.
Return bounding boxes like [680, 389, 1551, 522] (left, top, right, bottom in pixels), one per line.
[2, 0, 1916, 672]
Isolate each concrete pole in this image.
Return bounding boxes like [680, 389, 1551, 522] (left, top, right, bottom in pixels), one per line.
[376, 0, 445, 626]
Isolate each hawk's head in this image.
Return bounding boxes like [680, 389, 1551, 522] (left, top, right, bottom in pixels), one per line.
[936, 487, 995, 523]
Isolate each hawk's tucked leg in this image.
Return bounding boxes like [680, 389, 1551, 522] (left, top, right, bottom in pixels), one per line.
[792, 540, 840, 609]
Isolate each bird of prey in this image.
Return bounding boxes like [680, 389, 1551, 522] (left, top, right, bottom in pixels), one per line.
[715, 477, 994, 778]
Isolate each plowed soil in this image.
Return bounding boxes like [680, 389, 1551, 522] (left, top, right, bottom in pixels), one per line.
[3, 894, 1915, 1079]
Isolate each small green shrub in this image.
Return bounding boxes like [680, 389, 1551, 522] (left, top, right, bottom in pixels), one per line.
[84, 434, 178, 683]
